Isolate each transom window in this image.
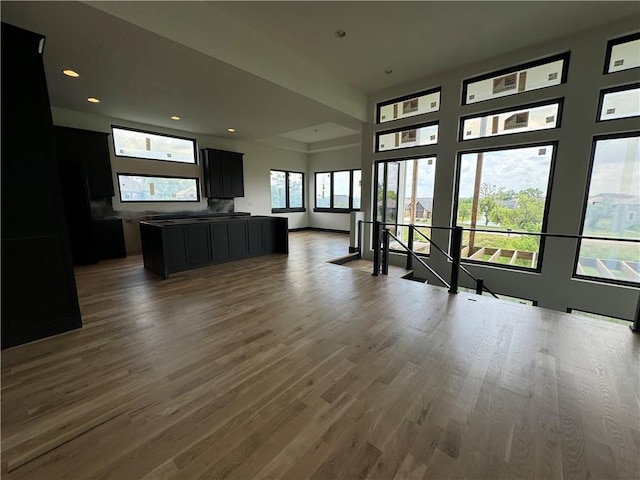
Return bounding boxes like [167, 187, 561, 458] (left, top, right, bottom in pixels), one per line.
[376, 88, 441, 124]
[462, 53, 569, 105]
[376, 122, 439, 152]
[605, 32, 640, 74]
[461, 100, 562, 140]
[598, 84, 640, 121]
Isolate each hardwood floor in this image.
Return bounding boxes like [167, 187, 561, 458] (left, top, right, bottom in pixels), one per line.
[2, 231, 639, 479]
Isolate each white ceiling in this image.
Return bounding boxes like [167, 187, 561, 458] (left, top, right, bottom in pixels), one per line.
[2, 1, 638, 149]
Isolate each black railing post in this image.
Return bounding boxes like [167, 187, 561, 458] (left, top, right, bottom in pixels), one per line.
[372, 221, 381, 276]
[382, 229, 390, 275]
[449, 226, 463, 294]
[475, 278, 484, 295]
[631, 293, 640, 333]
[406, 225, 414, 270]
[357, 220, 363, 258]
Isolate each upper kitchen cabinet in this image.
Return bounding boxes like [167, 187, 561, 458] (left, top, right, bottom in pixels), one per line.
[201, 148, 244, 198]
[55, 126, 114, 198]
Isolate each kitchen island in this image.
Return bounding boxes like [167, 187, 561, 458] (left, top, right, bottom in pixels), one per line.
[140, 215, 288, 278]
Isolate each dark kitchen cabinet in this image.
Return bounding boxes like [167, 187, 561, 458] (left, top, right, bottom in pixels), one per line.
[55, 126, 124, 264]
[1, 22, 82, 348]
[186, 223, 211, 267]
[210, 223, 230, 260]
[93, 218, 126, 260]
[140, 216, 287, 278]
[227, 221, 249, 257]
[163, 226, 189, 271]
[55, 126, 114, 199]
[201, 148, 244, 198]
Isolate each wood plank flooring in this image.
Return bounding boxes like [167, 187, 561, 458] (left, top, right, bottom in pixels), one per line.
[2, 230, 639, 479]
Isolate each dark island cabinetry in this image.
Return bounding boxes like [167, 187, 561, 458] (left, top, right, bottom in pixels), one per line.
[201, 148, 244, 198]
[140, 216, 288, 278]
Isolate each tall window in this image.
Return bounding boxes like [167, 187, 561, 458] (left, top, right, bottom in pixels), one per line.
[375, 157, 436, 255]
[454, 144, 555, 270]
[112, 126, 196, 164]
[314, 170, 361, 211]
[270, 170, 305, 212]
[576, 134, 640, 285]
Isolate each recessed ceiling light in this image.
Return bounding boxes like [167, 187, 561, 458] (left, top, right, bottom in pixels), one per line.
[62, 69, 79, 78]
[227, 128, 236, 133]
[384, 69, 393, 74]
[335, 30, 347, 38]
[171, 115, 180, 121]
[86, 97, 100, 103]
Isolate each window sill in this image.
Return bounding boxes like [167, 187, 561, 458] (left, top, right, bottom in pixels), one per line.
[313, 208, 361, 213]
[271, 208, 306, 213]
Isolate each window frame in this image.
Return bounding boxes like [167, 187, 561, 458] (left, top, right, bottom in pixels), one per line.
[376, 87, 441, 124]
[458, 98, 564, 141]
[452, 140, 559, 273]
[116, 172, 201, 203]
[313, 169, 362, 213]
[270, 169, 306, 213]
[596, 83, 640, 122]
[461, 52, 570, 106]
[573, 131, 640, 287]
[111, 125, 198, 164]
[603, 32, 640, 75]
[374, 121, 439, 153]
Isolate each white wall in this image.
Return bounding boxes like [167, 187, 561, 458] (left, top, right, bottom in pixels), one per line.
[361, 17, 640, 320]
[308, 144, 361, 231]
[52, 108, 309, 252]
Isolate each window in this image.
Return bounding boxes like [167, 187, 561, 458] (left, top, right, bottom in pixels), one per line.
[112, 126, 196, 164]
[376, 122, 438, 152]
[598, 84, 640, 121]
[375, 157, 437, 255]
[377, 88, 441, 124]
[462, 53, 569, 105]
[314, 170, 361, 212]
[117, 174, 199, 202]
[460, 100, 562, 140]
[270, 170, 305, 212]
[605, 32, 640, 74]
[454, 143, 556, 270]
[575, 134, 640, 285]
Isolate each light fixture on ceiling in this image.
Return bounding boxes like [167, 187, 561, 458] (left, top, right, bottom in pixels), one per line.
[227, 128, 236, 133]
[335, 30, 347, 38]
[171, 115, 180, 121]
[62, 69, 79, 78]
[384, 69, 393, 74]
[86, 97, 100, 103]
